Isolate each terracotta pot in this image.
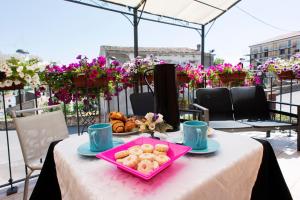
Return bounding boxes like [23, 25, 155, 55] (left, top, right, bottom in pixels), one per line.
[0, 83, 24, 91]
[176, 73, 190, 84]
[219, 71, 247, 84]
[72, 74, 109, 88]
[277, 70, 295, 80]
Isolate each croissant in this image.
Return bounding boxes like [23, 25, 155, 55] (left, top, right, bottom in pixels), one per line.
[125, 120, 136, 132]
[111, 120, 125, 133]
[109, 112, 125, 121]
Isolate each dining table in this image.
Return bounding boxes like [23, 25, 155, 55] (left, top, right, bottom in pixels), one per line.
[52, 130, 265, 200]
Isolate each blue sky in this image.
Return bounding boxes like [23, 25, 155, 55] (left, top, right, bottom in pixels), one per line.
[0, 0, 299, 64]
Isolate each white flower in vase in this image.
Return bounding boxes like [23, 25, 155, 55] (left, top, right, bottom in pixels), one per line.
[19, 72, 25, 78]
[14, 79, 21, 85]
[24, 75, 32, 83]
[16, 66, 24, 73]
[4, 80, 13, 87]
[145, 112, 154, 122]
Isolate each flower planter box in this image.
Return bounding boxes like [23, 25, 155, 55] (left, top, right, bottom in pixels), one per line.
[177, 73, 190, 84]
[72, 74, 109, 89]
[277, 70, 296, 80]
[0, 83, 24, 91]
[218, 71, 247, 84]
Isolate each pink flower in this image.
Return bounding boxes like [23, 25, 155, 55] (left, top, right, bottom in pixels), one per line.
[98, 56, 106, 67]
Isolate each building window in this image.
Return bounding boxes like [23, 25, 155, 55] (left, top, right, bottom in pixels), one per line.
[253, 54, 257, 59]
[279, 49, 285, 55]
[295, 49, 300, 53]
[288, 48, 291, 55]
[288, 40, 291, 47]
[264, 52, 268, 57]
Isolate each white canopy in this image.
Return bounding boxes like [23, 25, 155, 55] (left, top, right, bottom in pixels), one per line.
[104, 0, 240, 25]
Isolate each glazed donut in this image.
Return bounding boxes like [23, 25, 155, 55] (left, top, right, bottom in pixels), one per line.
[141, 144, 154, 153]
[139, 153, 155, 161]
[137, 160, 154, 174]
[155, 144, 169, 152]
[129, 148, 143, 156]
[155, 154, 170, 165]
[153, 150, 167, 156]
[153, 161, 159, 169]
[116, 158, 124, 164]
[114, 150, 129, 159]
[122, 155, 138, 168]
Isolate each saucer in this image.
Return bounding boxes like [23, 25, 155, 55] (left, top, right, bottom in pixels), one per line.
[187, 139, 220, 154]
[77, 139, 124, 157]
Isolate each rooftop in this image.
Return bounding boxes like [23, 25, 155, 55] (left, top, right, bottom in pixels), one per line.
[250, 31, 300, 47]
[100, 46, 212, 55]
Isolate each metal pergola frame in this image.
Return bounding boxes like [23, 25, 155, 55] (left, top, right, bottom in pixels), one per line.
[64, 0, 241, 65]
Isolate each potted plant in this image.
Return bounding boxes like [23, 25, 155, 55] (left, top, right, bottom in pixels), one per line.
[176, 64, 191, 85]
[259, 55, 300, 80]
[216, 63, 247, 86]
[123, 56, 159, 85]
[0, 56, 41, 90]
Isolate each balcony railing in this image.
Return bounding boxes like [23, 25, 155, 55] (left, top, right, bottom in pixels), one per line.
[0, 74, 299, 195]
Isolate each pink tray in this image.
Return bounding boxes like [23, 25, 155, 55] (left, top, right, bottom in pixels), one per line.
[96, 137, 191, 180]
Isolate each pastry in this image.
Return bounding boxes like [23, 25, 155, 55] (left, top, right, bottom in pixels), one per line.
[114, 150, 129, 159]
[111, 120, 125, 133]
[124, 120, 136, 132]
[109, 112, 124, 121]
[141, 144, 154, 153]
[139, 153, 155, 161]
[137, 160, 154, 174]
[154, 144, 169, 152]
[129, 147, 143, 156]
[154, 154, 170, 165]
[153, 150, 167, 155]
[122, 155, 138, 168]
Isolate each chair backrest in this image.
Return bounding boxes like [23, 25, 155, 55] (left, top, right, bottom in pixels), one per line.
[196, 88, 234, 120]
[231, 86, 270, 120]
[13, 107, 69, 166]
[130, 92, 154, 116]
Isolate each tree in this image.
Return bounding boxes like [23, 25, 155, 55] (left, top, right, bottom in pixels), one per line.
[214, 58, 224, 65]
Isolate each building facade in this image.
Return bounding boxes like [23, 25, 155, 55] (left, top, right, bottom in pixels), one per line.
[249, 31, 300, 67]
[100, 45, 214, 67]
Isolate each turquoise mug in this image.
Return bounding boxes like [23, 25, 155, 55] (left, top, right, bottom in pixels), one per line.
[88, 123, 113, 152]
[183, 120, 208, 150]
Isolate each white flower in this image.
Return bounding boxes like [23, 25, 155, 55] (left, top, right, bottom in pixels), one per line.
[24, 75, 32, 83]
[32, 74, 40, 81]
[145, 112, 154, 122]
[19, 72, 25, 78]
[4, 80, 13, 87]
[5, 68, 13, 77]
[16, 66, 23, 73]
[14, 80, 21, 85]
[155, 114, 164, 123]
[148, 123, 156, 131]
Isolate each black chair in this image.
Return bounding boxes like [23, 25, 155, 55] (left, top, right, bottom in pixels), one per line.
[231, 86, 295, 137]
[193, 86, 300, 150]
[130, 92, 154, 116]
[195, 88, 234, 120]
[195, 88, 252, 130]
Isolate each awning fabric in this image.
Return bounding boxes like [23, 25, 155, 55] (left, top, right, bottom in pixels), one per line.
[104, 0, 240, 25]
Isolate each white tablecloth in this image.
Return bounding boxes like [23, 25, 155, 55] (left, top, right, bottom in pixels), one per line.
[54, 131, 263, 200]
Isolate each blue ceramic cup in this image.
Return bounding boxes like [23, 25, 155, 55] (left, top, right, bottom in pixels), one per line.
[88, 123, 113, 152]
[183, 121, 208, 150]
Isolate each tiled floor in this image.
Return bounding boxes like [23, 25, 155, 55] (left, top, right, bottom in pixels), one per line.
[0, 130, 299, 200]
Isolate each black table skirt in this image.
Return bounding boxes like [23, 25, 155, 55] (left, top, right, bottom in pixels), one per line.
[30, 139, 293, 200]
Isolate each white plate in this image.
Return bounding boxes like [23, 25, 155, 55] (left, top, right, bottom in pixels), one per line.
[112, 130, 140, 136]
